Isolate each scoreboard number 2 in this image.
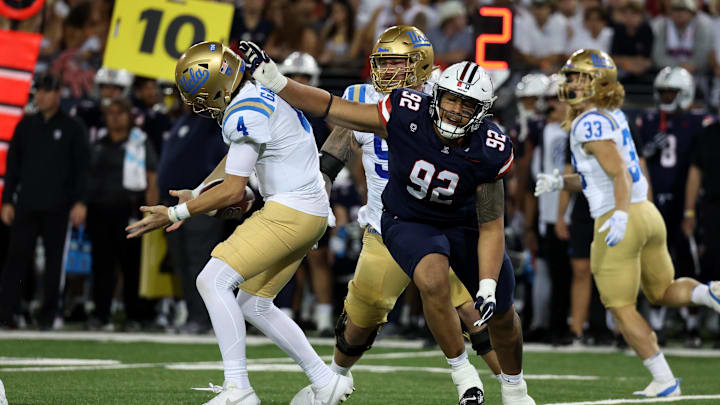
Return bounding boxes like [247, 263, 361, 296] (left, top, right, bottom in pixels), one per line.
[475, 7, 513, 70]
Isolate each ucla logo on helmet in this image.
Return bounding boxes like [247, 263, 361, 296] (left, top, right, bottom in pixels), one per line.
[590, 53, 612, 69]
[407, 31, 430, 48]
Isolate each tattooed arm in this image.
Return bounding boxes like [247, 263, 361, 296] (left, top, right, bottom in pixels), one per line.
[319, 125, 362, 195]
[476, 179, 506, 282]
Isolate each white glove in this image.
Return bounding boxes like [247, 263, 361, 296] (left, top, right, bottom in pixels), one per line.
[534, 168, 564, 196]
[598, 210, 628, 247]
[238, 41, 288, 94]
[474, 279, 497, 326]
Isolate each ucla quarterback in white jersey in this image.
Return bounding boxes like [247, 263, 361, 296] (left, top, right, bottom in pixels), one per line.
[126, 41, 353, 405]
[289, 25, 510, 405]
[535, 49, 720, 399]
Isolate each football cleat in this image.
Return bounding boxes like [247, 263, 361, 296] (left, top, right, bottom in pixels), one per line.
[459, 387, 485, 405]
[200, 381, 260, 405]
[289, 373, 354, 405]
[501, 380, 536, 405]
[633, 378, 681, 397]
[451, 363, 484, 401]
[0, 378, 7, 405]
[708, 282, 720, 313]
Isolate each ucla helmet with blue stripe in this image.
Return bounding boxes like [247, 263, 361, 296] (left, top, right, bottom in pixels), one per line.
[370, 25, 435, 93]
[175, 41, 245, 119]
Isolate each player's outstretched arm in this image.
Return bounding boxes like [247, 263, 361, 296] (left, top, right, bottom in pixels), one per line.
[319, 126, 362, 195]
[239, 41, 386, 135]
[474, 180, 506, 325]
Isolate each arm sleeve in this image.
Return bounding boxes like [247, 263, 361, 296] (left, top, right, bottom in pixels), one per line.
[2, 120, 24, 204]
[571, 112, 620, 144]
[225, 141, 260, 177]
[71, 120, 90, 203]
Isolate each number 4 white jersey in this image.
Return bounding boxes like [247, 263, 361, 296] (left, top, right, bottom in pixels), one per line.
[222, 81, 328, 217]
[569, 108, 648, 219]
[342, 81, 434, 233]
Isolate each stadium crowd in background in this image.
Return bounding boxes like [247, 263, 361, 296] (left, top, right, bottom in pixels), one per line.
[0, 0, 718, 351]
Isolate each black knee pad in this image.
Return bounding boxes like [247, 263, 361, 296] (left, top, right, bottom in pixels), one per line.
[469, 328, 493, 356]
[334, 311, 380, 357]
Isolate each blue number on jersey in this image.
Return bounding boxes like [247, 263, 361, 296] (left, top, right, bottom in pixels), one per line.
[237, 117, 249, 136]
[570, 151, 587, 189]
[293, 108, 311, 133]
[622, 128, 641, 183]
[583, 121, 603, 139]
[373, 136, 389, 179]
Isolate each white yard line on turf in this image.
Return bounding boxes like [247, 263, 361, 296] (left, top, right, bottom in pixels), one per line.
[0, 357, 119, 366]
[544, 395, 720, 405]
[1, 331, 718, 358]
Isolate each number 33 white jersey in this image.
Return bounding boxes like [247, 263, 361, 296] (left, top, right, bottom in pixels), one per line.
[342, 81, 435, 233]
[221, 81, 328, 217]
[569, 108, 648, 219]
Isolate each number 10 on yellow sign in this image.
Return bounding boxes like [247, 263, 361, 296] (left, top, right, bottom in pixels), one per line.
[104, 0, 233, 81]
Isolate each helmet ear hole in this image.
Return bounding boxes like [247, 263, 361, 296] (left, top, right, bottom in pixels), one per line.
[213, 91, 222, 100]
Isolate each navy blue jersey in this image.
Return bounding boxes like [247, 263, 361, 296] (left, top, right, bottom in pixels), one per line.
[378, 89, 514, 226]
[635, 110, 712, 199]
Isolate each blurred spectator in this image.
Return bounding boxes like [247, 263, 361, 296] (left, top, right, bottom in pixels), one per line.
[132, 77, 172, 157]
[566, 7, 614, 54]
[708, 0, 720, 106]
[265, 0, 320, 60]
[0, 74, 89, 330]
[611, 0, 655, 79]
[72, 67, 134, 143]
[514, 0, 569, 74]
[318, 0, 360, 65]
[426, 1, 474, 67]
[86, 98, 159, 331]
[651, 0, 713, 74]
[50, 1, 106, 99]
[157, 108, 227, 334]
[607, 0, 630, 24]
[229, 0, 274, 51]
[555, 0, 584, 39]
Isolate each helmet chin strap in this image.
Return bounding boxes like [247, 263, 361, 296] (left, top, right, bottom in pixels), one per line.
[659, 99, 678, 112]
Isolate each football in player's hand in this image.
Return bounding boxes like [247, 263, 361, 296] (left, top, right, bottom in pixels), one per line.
[198, 179, 255, 219]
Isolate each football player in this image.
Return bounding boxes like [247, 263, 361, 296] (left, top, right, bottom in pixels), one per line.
[126, 42, 353, 405]
[240, 40, 535, 405]
[534, 49, 720, 397]
[289, 26, 503, 405]
[635, 66, 711, 347]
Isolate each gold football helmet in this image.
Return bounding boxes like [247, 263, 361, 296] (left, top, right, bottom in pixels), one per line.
[558, 49, 618, 106]
[370, 25, 435, 93]
[175, 41, 244, 118]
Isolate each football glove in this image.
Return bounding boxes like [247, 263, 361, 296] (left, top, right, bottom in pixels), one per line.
[534, 168, 563, 196]
[598, 210, 628, 247]
[641, 132, 669, 159]
[238, 41, 288, 94]
[474, 279, 497, 326]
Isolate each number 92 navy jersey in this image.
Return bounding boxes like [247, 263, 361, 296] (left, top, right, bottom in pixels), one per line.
[377, 88, 514, 226]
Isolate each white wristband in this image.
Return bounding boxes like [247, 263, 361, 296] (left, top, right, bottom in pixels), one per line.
[267, 74, 288, 94]
[477, 278, 498, 297]
[167, 203, 191, 223]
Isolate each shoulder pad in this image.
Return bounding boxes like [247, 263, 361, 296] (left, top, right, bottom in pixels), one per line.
[573, 110, 619, 142]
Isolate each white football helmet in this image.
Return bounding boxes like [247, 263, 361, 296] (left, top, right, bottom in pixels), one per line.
[279, 51, 321, 87]
[430, 61, 496, 139]
[515, 73, 550, 98]
[545, 74, 560, 98]
[654, 66, 694, 112]
[95, 67, 134, 90]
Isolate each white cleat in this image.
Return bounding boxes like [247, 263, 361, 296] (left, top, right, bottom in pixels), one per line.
[708, 282, 720, 313]
[201, 381, 260, 405]
[289, 373, 354, 405]
[633, 378, 681, 397]
[501, 380, 536, 405]
[451, 363, 484, 401]
[0, 378, 7, 405]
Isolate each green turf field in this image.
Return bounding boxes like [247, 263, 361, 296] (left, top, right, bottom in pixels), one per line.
[0, 332, 718, 404]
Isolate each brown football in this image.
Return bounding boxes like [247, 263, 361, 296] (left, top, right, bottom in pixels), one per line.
[199, 179, 255, 219]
